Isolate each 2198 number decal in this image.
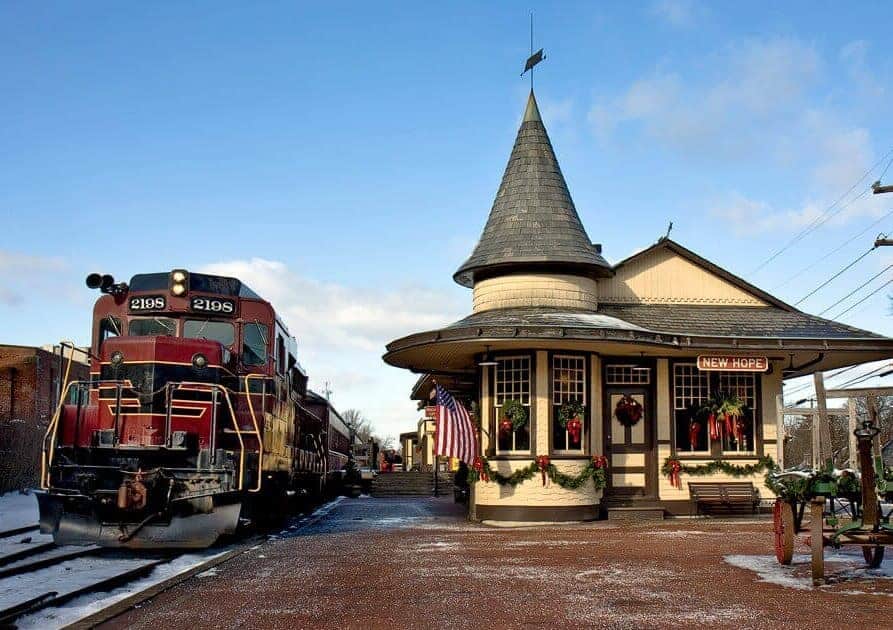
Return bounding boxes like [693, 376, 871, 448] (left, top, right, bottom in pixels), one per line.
[129, 296, 166, 311]
[190, 296, 235, 315]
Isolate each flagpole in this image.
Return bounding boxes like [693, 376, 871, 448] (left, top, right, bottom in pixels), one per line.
[530, 11, 534, 90]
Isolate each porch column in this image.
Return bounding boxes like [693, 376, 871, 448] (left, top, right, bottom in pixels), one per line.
[590, 355, 602, 454]
[535, 350, 549, 455]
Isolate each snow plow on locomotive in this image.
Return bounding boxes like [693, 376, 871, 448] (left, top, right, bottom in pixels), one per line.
[38, 269, 344, 548]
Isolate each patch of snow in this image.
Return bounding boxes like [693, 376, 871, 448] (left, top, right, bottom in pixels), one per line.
[15, 548, 232, 629]
[0, 491, 39, 531]
[725, 549, 893, 592]
[195, 567, 219, 578]
[724, 554, 812, 590]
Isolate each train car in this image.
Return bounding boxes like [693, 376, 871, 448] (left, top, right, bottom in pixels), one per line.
[37, 269, 346, 548]
[304, 391, 352, 487]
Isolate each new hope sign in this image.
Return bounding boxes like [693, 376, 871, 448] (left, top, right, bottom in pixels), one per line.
[696, 355, 769, 372]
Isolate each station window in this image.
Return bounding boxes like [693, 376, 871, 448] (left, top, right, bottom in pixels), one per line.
[242, 322, 268, 366]
[129, 317, 176, 337]
[552, 355, 586, 453]
[183, 320, 235, 347]
[673, 363, 757, 455]
[494, 356, 531, 454]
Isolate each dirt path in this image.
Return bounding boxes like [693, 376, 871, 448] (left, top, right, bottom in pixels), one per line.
[101, 497, 892, 629]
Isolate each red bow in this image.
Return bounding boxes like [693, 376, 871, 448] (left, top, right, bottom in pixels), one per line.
[473, 456, 489, 482]
[667, 459, 682, 490]
[592, 455, 608, 470]
[567, 417, 582, 445]
[537, 455, 550, 486]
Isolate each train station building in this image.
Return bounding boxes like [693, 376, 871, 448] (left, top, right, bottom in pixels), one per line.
[383, 90, 893, 522]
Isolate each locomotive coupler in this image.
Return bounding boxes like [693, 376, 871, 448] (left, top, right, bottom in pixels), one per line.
[117, 470, 148, 511]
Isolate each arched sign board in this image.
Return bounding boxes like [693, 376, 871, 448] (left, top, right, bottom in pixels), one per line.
[696, 355, 769, 372]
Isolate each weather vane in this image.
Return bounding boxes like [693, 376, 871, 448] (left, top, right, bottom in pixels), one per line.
[521, 12, 545, 88]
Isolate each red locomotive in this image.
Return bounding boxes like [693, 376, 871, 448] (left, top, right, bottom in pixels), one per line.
[38, 269, 349, 548]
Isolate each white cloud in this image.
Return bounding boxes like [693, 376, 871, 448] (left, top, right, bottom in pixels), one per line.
[589, 36, 891, 236]
[0, 251, 67, 306]
[590, 38, 820, 155]
[840, 40, 885, 101]
[198, 258, 465, 442]
[648, 0, 699, 28]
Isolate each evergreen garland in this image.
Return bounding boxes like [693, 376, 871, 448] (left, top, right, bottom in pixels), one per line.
[661, 455, 776, 479]
[468, 457, 608, 490]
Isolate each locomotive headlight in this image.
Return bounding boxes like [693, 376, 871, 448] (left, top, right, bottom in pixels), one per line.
[169, 269, 189, 296]
[192, 353, 208, 369]
[110, 351, 125, 365]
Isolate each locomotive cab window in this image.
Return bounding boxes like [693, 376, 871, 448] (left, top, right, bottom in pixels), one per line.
[243, 322, 268, 366]
[129, 317, 176, 337]
[183, 320, 235, 347]
[99, 316, 121, 347]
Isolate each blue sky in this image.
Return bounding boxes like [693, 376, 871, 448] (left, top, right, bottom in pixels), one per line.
[3, 1, 893, 439]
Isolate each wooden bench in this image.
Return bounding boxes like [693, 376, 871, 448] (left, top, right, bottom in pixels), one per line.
[688, 482, 761, 517]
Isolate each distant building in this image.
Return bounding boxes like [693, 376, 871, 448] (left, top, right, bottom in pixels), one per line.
[1, 344, 90, 492]
[0, 344, 90, 426]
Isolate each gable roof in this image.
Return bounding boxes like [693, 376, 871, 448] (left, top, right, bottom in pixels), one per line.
[612, 237, 795, 311]
[453, 90, 612, 287]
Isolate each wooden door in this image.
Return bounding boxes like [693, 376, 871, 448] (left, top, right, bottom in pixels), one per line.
[603, 386, 655, 497]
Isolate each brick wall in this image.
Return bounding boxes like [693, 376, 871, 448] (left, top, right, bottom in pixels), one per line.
[0, 345, 90, 492]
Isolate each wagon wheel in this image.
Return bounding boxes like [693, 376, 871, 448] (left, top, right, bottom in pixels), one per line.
[773, 498, 794, 565]
[862, 545, 885, 568]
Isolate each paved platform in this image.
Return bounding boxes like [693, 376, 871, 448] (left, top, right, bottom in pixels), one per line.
[102, 497, 892, 629]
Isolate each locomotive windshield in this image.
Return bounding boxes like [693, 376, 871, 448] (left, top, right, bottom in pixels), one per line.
[129, 317, 176, 336]
[183, 320, 235, 347]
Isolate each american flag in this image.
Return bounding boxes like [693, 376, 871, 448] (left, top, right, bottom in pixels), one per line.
[434, 384, 477, 465]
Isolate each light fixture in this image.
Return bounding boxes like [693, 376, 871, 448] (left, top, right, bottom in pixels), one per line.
[478, 345, 498, 367]
[170, 269, 189, 297]
[192, 353, 208, 369]
[110, 351, 124, 365]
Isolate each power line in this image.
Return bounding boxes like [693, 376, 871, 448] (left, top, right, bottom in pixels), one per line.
[783, 363, 863, 395]
[752, 147, 893, 273]
[773, 209, 893, 291]
[793, 245, 877, 306]
[818, 263, 893, 315]
[831, 277, 893, 320]
[832, 362, 893, 389]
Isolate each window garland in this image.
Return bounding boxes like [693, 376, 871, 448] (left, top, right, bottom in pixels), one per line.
[468, 455, 608, 490]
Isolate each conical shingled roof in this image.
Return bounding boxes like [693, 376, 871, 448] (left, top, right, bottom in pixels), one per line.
[454, 90, 612, 287]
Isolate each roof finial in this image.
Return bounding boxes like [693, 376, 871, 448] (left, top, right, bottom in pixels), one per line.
[521, 12, 545, 89]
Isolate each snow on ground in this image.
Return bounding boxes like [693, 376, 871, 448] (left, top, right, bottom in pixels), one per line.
[0, 491, 39, 531]
[726, 549, 893, 594]
[15, 548, 232, 629]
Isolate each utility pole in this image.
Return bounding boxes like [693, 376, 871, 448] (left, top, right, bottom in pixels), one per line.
[872, 181, 893, 195]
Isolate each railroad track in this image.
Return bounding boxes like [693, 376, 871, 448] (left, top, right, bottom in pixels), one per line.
[0, 524, 251, 630]
[0, 496, 342, 629]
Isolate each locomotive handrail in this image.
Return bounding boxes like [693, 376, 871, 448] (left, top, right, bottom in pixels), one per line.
[40, 380, 79, 489]
[243, 374, 267, 493]
[169, 381, 248, 491]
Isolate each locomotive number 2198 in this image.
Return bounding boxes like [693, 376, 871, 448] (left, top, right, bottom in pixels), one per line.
[190, 296, 236, 315]
[129, 296, 166, 311]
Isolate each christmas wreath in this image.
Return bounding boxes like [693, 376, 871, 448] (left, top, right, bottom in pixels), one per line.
[558, 400, 585, 445]
[499, 399, 528, 433]
[614, 395, 643, 427]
